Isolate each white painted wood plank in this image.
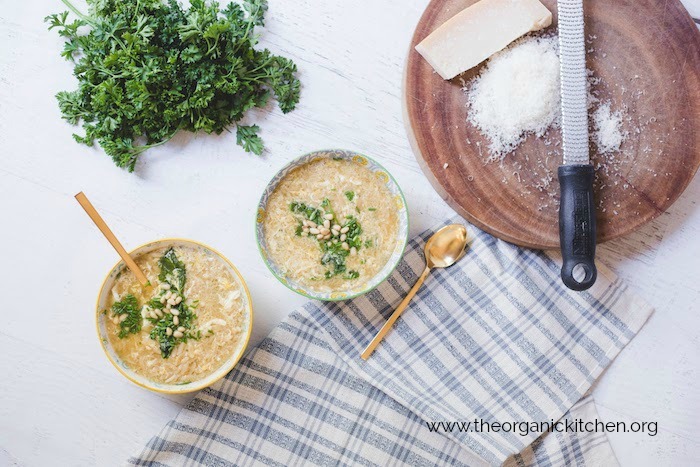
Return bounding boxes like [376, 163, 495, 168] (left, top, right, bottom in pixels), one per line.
[0, 333, 190, 466]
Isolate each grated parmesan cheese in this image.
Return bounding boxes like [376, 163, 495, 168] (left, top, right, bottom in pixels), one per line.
[466, 35, 561, 157]
[465, 34, 626, 160]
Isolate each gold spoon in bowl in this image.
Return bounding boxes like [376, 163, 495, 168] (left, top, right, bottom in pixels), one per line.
[75, 191, 151, 287]
[360, 224, 469, 360]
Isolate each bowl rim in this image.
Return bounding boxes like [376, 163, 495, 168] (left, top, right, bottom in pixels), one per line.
[95, 238, 254, 394]
[255, 149, 410, 302]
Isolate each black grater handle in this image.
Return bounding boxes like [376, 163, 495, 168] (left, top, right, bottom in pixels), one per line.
[558, 164, 597, 291]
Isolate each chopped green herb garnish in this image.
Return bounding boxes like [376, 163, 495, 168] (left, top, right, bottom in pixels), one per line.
[292, 200, 367, 279]
[344, 191, 355, 201]
[112, 294, 142, 338]
[290, 201, 324, 225]
[343, 216, 363, 250]
[368, 207, 377, 211]
[158, 248, 186, 293]
[364, 239, 373, 248]
[147, 249, 204, 358]
[343, 270, 359, 280]
[320, 198, 335, 217]
[321, 245, 349, 277]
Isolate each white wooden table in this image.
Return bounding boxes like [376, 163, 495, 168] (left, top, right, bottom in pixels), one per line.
[1, 1, 698, 465]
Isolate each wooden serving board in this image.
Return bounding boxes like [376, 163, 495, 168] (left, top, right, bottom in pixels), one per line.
[404, 0, 700, 249]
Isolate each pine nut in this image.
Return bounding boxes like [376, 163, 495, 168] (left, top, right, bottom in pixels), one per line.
[173, 331, 183, 338]
[350, 247, 357, 256]
[309, 228, 320, 234]
[167, 298, 176, 306]
[164, 291, 172, 299]
[177, 326, 185, 333]
[166, 327, 173, 336]
[342, 242, 349, 250]
[171, 309, 180, 316]
[161, 283, 171, 290]
[333, 239, 338, 244]
[341, 226, 349, 233]
[340, 234, 346, 241]
[333, 224, 340, 231]
[316, 233, 324, 240]
[324, 234, 331, 240]
[119, 314, 128, 323]
[173, 316, 180, 325]
[156, 309, 164, 318]
[150, 310, 158, 319]
[160, 296, 167, 304]
[175, 296, 182, 304]
[302, 220, 309, 227]
[307, 221, 317, 228]
[324, 213, 334, 220]
[326, 241, 331, 247]
[323, 220, 331, 228]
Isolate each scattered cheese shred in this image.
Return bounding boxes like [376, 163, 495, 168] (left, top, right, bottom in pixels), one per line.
[593, 102, 626, 154]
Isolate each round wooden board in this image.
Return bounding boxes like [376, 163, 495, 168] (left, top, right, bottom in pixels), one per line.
[404, 0, 700, 249]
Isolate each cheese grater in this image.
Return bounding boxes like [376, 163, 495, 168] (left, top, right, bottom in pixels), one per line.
[557, 0, 597, 290]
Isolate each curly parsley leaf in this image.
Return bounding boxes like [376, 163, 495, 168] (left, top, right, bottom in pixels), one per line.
[236, 125, 264, 155]
[46, 0, 300, 171]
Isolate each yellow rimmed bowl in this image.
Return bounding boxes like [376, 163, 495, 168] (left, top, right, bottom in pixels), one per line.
[256, 149, 409, 301]
[96, 238, 253, 393]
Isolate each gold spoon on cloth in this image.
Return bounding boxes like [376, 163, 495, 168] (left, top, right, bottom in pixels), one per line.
[360, 224, 469, 360]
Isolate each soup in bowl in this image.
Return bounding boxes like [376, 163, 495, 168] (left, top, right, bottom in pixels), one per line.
[257, 149, 409, 301]
[96, 239, 252, 393]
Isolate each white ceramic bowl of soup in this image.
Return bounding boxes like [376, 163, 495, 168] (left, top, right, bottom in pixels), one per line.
[96, 239, 253, 393]
[256, 149, 409, 301]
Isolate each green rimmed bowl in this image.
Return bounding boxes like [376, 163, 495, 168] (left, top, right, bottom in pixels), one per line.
[256, 149, 409, 301]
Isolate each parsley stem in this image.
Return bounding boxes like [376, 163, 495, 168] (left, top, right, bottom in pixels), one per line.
[60, 0, 94, 25]
[133, 129, 179, 154]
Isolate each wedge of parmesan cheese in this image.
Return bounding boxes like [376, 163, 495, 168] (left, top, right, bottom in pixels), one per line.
[415, 0, 552, 80]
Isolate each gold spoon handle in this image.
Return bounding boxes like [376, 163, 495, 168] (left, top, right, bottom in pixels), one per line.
[360, 266, 431, 360]
[75, 192, 150, 287]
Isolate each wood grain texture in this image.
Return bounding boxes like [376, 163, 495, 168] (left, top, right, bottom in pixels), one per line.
[404, 0, 700, 248]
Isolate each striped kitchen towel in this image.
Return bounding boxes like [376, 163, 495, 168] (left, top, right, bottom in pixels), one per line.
[130, 216, 653, 466]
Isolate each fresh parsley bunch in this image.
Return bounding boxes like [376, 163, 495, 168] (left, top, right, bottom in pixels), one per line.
[46, 0, 300, 171]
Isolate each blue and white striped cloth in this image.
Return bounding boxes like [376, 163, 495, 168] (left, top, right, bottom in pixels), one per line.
[130, 217, 653, 466]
